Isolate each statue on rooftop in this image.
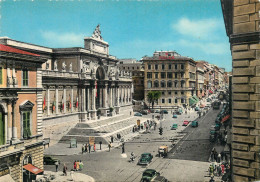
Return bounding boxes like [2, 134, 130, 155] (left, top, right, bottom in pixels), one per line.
[91, 24, 103, 40]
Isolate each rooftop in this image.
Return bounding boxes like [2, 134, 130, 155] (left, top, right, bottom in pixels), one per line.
[0, 44, 40, 56]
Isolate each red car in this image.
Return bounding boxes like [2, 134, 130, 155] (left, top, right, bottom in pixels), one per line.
[182, 120, 189, 126]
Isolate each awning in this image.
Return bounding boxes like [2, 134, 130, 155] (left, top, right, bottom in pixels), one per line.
[23, 164, 43, 175]
[192, 95, 199, 102]
[0, 174, 15, 182]
[209, 90, 213, 94]
[222, 115, 231, 123]
[189, 97, 196, 106]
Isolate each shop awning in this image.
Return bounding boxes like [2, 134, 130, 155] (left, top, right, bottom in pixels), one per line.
[192, 95, 199, 102]
[189, 97, 196, 106]
[222, 115, 231, 123]
[23, 164, 43, 175]
[209, 90, 213, 94]
[0, 174, 15, 182]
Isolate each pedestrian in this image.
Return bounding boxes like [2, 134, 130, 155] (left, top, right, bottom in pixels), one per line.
[82, 144, 85, 154]
[55, 161, 59, 172]
[217, 164, 222, 177]
[63, 163, 67, 176]
[108, 142, 111, 152]
[73, 161, 77, 171]
[210, 151, 214, 162]
[85, 143, 88, 153]
[221, 163, 225, 174]
[79, 160, 83, 171]
[210, 165, 214, 176]
[111, 136, 114, 143]
[217, 153, 221, 163]
[99, 141, 102, 150]
[122, 142, 125, 153]
[76, 160, 79, 171]
[214, 151, 218, 162]
[94, 142, 96, 152]
[88, 143, 91, 153]
[132, 127, 135, 133]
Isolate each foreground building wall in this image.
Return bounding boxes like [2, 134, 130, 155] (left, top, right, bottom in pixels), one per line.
[221, 0, 260, 181]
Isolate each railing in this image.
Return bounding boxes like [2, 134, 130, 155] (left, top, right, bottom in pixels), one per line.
[42, 70, 80, 78]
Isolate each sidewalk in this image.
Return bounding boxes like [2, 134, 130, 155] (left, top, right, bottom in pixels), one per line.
[41, 171, 95, 182]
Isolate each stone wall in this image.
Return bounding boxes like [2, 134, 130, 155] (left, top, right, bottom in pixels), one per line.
[230, 0, 260, 181]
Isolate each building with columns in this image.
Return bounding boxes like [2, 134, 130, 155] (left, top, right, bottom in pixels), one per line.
[0, 44, 45, 181]
[0, 25, 133, 145]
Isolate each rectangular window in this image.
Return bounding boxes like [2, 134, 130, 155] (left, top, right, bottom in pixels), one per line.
[168, 91, 171, 95]
[23, 111, 31, 138]
[162, 92, 165, 95]
[175, 91, 178, 95]
[175, 99, 178, 103]
[181, 72, 184, 78]
[148, 64, 151, 70]
[181, 91, 184, 95]
[162, 99, 165, 103]
[147, 72, 152, 79]
[181, 98, 184, 103]
[23, 69, 28, 86]
[168, 99, 171, 103]
[175, 64, 178, 69]
[155, 73, 159, 79]
[161, 72, 166, 79]
[155, 64, 158, 70]
[175, 73, 178, 79]
[181, 64, 184, 69]
[162, 64, 165, 70]
[168, 64, 172, 69]
[167, 72, 172, 79]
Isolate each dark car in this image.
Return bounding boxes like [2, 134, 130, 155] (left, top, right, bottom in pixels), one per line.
[134, 112, 143, 116]
[191, 120, 198, 127]
[161, 110, 168, 114]
[44, 156, 60, 165]
[141, 169, 160, 182]
[138, 153, 153, 165]
[141, 110, 148, 115]
[171, 124, 178, 130]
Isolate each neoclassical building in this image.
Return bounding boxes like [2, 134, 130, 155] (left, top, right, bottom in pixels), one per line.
[0, 25, 133, 144]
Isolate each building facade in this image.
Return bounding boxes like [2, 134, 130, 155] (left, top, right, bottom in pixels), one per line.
[142, 51, 197, 109]
[221, 0, 260, 181]
[117, 59, 144, 101]
[0, 44, 45, 182]
[0, 25, 133, 146]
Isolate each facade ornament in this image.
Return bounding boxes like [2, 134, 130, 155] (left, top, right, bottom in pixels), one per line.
[69, 63, 73, 72]
[91, 24, 103, 40]
[54, 60, 58, 71]
[62, 61, 66, 72]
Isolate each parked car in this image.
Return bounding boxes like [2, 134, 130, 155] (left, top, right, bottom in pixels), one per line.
[140, 110, 148, 115]
[161, 110, 168, 114]
[195, 107, 200, 111]
[44, 156, 60, 165]
[134, 112, 142, 116]
[191, 120, 198, 127]
[172, 114, 178, 118]
[138, 153, 153, 165]
[141, 169, 160, 182]
[171, 124, 178, 130]
[155, 110, 160, 113]
[182, 120, 189, 126]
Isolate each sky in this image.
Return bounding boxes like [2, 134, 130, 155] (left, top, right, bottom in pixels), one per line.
[0, 0, 232, 71]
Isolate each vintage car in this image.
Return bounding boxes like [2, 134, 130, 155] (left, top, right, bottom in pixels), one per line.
[171, 124, 178, 130]
[195, 107, 200, 111]
[44, 156, 60, 165]
[172, 114, 178, 118]
[191, 120, 198, 127]
[182, 120, 189, 126]
[141, 169, 160, 182]
[138, 153, 153, 165]
[134, 112, 143, 116]
[158, 146, 168, 157]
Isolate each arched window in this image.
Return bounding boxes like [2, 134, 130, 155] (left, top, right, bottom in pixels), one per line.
[161, 81, 165, 88]
[181, 80, 185, 88]
[154, 80, 159, 88]
[174, 81, 178, 88]
[147, 80, 152, 88]
[167, 81, 172, 88]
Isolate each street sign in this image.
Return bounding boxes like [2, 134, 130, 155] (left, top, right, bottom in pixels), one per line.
[70, 138, 77, 148]
[89, 136, 95, 146]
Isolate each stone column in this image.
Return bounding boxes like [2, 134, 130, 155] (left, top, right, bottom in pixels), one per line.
[83, 88, 86, 112]
[87, 87, 90, 111]
[47, 87, 50, 116]
[55, 87, 59, 115]
[103, 83, 108, 108]
[71, 88, 74, 112]
[110, 87, 113, 107]
[7, 101, 12, 143]
[92, 86, 96, 110]
[11, 99, 17, 141]
[63, 88, 66, 113]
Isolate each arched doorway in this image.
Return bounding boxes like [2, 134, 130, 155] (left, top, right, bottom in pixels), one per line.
[0, 106, 5, 145]
[96, 67, 105, 109]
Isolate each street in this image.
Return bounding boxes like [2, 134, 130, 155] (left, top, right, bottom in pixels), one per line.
[44, 103, 221, 182]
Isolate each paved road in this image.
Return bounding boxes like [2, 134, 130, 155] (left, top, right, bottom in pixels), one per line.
[168, 106, 221, 162]
[44, 105, 218, 181]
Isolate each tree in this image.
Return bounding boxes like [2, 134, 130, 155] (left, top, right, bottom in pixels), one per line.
[147, 91, 162, 109]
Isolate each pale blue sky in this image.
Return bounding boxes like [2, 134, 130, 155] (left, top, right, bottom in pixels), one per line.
[0, 0, 232, 71]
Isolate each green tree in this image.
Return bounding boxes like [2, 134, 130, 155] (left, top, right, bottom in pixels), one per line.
[147, 91, 162, 109]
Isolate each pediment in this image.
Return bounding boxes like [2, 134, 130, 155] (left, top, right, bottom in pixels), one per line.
[19, 100, 34, 110]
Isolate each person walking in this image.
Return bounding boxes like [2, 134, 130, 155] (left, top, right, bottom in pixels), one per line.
[88, 143, 91, 153]
[221, 163, 225, 175]
[108, 142, 111, 152]
[210, 151, 214, 162]
[73, 161, 77, 171]
[217, 165, 222, 177]
[220, 151, 224, 161]
[99, 141, 102, 150]
[76, 160, 79, 171]
[82, 144, 85, 154]
[111, 136, 114, 143]
[79, 160, 83, 171]
[85, 143, 88, 153]
[63, 163, 67, 176]
[122, 142, 125, 153]
[217, 153, 221, 163]
[214, 151, 218, 162]
[94, 142, 96, 152]
[55, 161, 59, 172]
